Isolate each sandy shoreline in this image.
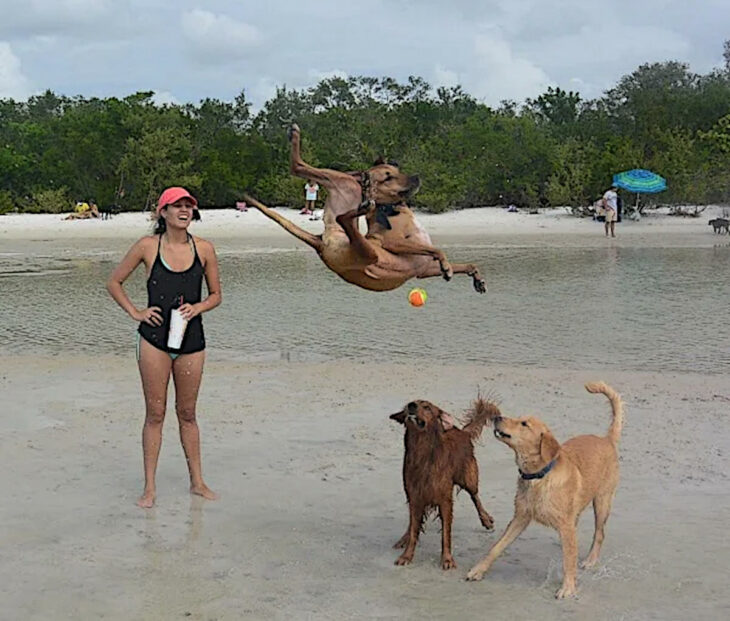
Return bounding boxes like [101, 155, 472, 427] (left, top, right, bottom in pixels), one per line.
[1, 204, 727, 242]
[1, 354, 729, 620]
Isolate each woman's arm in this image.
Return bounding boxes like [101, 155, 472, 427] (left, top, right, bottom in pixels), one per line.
[106, 238, 162, 326]
[179, 239, 222, 320]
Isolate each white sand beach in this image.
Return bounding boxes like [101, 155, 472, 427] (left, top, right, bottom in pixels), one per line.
[1, 206, 729, 620]
[0, 203, 727, 242]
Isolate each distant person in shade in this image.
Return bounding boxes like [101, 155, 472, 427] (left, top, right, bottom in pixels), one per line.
[602, 185, 619, 237]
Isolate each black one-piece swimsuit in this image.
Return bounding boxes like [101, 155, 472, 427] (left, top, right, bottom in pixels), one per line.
[138, 234, 206, 354]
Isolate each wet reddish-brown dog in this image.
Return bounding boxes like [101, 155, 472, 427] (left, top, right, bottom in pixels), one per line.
[389, 398, 499, 569]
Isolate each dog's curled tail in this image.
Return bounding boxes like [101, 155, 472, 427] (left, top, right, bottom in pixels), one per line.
[585, 381, 624, 445]
[463, 397, 502, 441]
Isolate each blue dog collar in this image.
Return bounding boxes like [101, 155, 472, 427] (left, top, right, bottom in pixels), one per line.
[519, 459, 557, 480]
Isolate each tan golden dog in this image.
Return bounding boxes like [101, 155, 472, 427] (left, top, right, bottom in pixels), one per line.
[466, 382, 623, 599]
[244, 124, 486, 293]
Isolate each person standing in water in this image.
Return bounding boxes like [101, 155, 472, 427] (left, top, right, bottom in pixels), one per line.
[602, 185, 619, 238]
[107, 187, 222, 508]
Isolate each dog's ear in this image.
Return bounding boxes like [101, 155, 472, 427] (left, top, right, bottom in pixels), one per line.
[438, 409, 455, 431]
[539, 431, 560, 463]
[387, 159, 400, 168]
[390, 411, 406, 424]
[373, 155, 386, 166]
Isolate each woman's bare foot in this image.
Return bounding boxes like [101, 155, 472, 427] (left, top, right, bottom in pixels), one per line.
[190, 484, 218, 500]
[137, 490, 156, 508]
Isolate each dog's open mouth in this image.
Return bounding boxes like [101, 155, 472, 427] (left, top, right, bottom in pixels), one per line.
[407, 413, 426, 429]
[494, 428, 511, 439]
[399, 186, 418, 199]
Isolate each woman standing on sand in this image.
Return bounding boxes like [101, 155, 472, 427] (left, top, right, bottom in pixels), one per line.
[107, 187, 222, 508]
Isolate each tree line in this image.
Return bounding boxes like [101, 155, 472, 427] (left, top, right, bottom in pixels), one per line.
[1, 44, 730, 214]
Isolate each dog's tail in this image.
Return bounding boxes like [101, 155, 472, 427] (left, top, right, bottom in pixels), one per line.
[585, 381, 623, 445]
[243, 194, 323, 251]
[463, 396, 502, 441]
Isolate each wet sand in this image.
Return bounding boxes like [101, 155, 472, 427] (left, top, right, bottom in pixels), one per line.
[1, 355, 728, 620]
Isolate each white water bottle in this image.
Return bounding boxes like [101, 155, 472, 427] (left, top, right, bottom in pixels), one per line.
[167, 295, 188, 349]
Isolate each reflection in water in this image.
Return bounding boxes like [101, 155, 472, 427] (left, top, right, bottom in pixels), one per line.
[187, 496, 204, 545]
[1, 243, 729, 374]
[137, 497, 207, 618]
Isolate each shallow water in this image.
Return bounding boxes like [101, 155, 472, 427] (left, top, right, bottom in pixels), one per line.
[1, 237, 729, 373]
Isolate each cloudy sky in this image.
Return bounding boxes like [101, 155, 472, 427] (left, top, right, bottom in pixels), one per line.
[0, 0, 727, 108]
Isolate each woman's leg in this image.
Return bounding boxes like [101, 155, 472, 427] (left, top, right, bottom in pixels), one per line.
[137, 338, 174, 507]
[172, 350, 218, 500]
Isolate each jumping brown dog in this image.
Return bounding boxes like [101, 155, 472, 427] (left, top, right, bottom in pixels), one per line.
[466, 382, 624, 599]
[390, 398, 498, 569]
[244, 124, 486, 293]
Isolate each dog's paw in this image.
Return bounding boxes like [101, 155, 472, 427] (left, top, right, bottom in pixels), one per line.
[579, 556, 598, 569]
[287, 123, 300, 141]
[465, 567, 485, 581]
[555, 583, 577, 599]
[395, 554, 413, 566]
[480, 513, 495, 531]
[441, 555, 457, 570]
[473, 277, 487, 294]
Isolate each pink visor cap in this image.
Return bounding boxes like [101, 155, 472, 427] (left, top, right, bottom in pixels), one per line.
[156, 187, 198, 216]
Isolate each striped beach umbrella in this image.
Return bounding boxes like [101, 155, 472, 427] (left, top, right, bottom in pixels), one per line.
[612, 169, 667, 193]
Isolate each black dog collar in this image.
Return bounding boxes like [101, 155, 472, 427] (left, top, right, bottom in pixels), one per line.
[519, 459, 557, 480]
[356, 170, 404, 229]
[374, 203, 402, 229]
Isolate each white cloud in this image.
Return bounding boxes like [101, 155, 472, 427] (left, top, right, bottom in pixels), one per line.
[467, 28, 552, 105]
[0, 42, 31, 99]
[151, 90, 179, 106]
[0, 1, 725, 107]
[181, 9, 263, 63]
[433, 65, 460, 89]
[523, 23, 693, 99]
[248, 77, 279, 111]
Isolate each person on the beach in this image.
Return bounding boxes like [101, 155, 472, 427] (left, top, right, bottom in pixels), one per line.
[106, 186, 222, 508]
[602, 185, 619, 237]
[301, 179, 319, 215]
[65, 200, 100, 220]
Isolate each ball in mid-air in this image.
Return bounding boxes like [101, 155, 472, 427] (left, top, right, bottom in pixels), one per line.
[408, 287, 428, 307]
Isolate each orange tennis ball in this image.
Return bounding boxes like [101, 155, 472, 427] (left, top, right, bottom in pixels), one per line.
[408, 287, 428, 307]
